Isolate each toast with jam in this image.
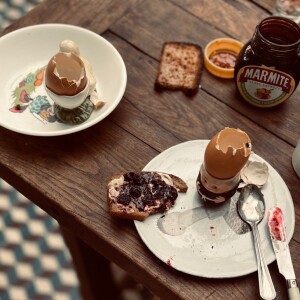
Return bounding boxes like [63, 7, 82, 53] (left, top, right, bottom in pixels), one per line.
[107, 171, 188, 221]
[154, 42, 203, 96]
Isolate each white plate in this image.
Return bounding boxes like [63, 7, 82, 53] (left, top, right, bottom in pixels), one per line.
[0, 24, 127, 136]
[134, 140, 295, 278]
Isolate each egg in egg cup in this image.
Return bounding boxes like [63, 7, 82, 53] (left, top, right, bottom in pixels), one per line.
[44, 51, 93, 125]
[196, 127, 252, 205]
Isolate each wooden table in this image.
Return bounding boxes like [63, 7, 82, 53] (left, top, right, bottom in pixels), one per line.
[1, 1, 299, 299]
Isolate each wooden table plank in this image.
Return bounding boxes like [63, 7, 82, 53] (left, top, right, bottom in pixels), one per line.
[110, 0, 300, 146]
[170, 0, 268, 42]
[253, 0, 276, 12]
[0, 1, 299, 299]
[0, 28, 298, 299]
[0, 0, 143, 36]
[105, 31, 299, 240]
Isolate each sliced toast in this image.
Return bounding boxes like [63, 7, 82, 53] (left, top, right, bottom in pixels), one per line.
[154, 42, 203, 96]
[107, 171, 188, 221]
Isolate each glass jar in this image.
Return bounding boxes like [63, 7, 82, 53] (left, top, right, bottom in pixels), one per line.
[234, 16, 300, 107]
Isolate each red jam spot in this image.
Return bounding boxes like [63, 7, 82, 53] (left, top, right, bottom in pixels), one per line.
[268, 208, 285, 241]
[167, 256, 173, 267]
[210, 226, 216, 237]
[209, 49, 237, 69]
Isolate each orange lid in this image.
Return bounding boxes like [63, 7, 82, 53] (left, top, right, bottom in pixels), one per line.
[204, 38, 243, 79]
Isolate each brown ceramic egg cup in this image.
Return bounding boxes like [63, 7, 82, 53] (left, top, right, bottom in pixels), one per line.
[196, 174, 240, 206]
[196, 165, 241, 205]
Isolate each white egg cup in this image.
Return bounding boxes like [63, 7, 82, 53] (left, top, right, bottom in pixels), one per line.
[44, 78, 89, 110]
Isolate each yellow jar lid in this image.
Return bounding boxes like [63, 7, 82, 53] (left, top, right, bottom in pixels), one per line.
[204, 38, 243, 79]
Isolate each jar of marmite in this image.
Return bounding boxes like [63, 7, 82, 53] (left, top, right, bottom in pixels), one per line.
[234, 16, 300, 107]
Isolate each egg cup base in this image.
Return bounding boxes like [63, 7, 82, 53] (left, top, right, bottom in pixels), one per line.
[197, 180, 239, 205]
[196, 169, 240, 205]
[54, 98, 94, 125]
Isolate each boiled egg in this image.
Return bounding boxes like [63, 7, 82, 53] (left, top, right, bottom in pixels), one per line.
[204, 127, 251, 179]
[45, 52, 87, 96]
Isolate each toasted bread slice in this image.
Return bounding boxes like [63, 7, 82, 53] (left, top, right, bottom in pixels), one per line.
[107, 171, 188, 221]
[154, 42, 203, 96]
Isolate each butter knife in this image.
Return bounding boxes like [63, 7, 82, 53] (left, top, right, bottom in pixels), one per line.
[267, 207, 300, 300]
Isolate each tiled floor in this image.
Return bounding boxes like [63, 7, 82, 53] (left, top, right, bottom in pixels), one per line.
[0, 0, 43, 30]
[0, 179, 81, 300]
[0, 179, 153, 300]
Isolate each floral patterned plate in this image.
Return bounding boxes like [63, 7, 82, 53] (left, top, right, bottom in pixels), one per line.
[0, 24, 127, 136]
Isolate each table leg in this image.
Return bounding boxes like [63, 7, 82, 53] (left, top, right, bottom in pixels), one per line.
[60, 226, 122, 300]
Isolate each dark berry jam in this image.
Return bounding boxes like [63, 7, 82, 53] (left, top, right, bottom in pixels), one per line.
[116, 172, 178, 211]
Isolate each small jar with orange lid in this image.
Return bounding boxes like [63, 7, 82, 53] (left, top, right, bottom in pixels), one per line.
[204, 38, 243, 79]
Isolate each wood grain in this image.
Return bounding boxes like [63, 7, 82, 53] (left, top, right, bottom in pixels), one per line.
[253, 0, 277, 12]
[170, 0, 268, 42]
[110, 0, 300, 146]
[106, 31, 300, 240]
[0, 1, 299, 299]
[0, 0, 143, 36]
[1, 29, 299, 298]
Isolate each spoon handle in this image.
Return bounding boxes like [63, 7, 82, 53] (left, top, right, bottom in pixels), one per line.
[252, 223, 276, 300]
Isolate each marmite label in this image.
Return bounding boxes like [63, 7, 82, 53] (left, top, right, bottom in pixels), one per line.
[236, 65, 295, 107]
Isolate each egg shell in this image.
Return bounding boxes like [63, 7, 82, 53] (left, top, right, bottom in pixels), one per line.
[204, 128, 251, 179]
[45, 52, 87, 96]
[241, 161, 269, 186]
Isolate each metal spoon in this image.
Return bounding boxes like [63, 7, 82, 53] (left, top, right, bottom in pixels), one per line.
[238, 184, 276, 300]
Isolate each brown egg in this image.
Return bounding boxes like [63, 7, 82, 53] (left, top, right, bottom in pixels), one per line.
[45, 52, 87, 96]
[204, 127, 251, 179]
